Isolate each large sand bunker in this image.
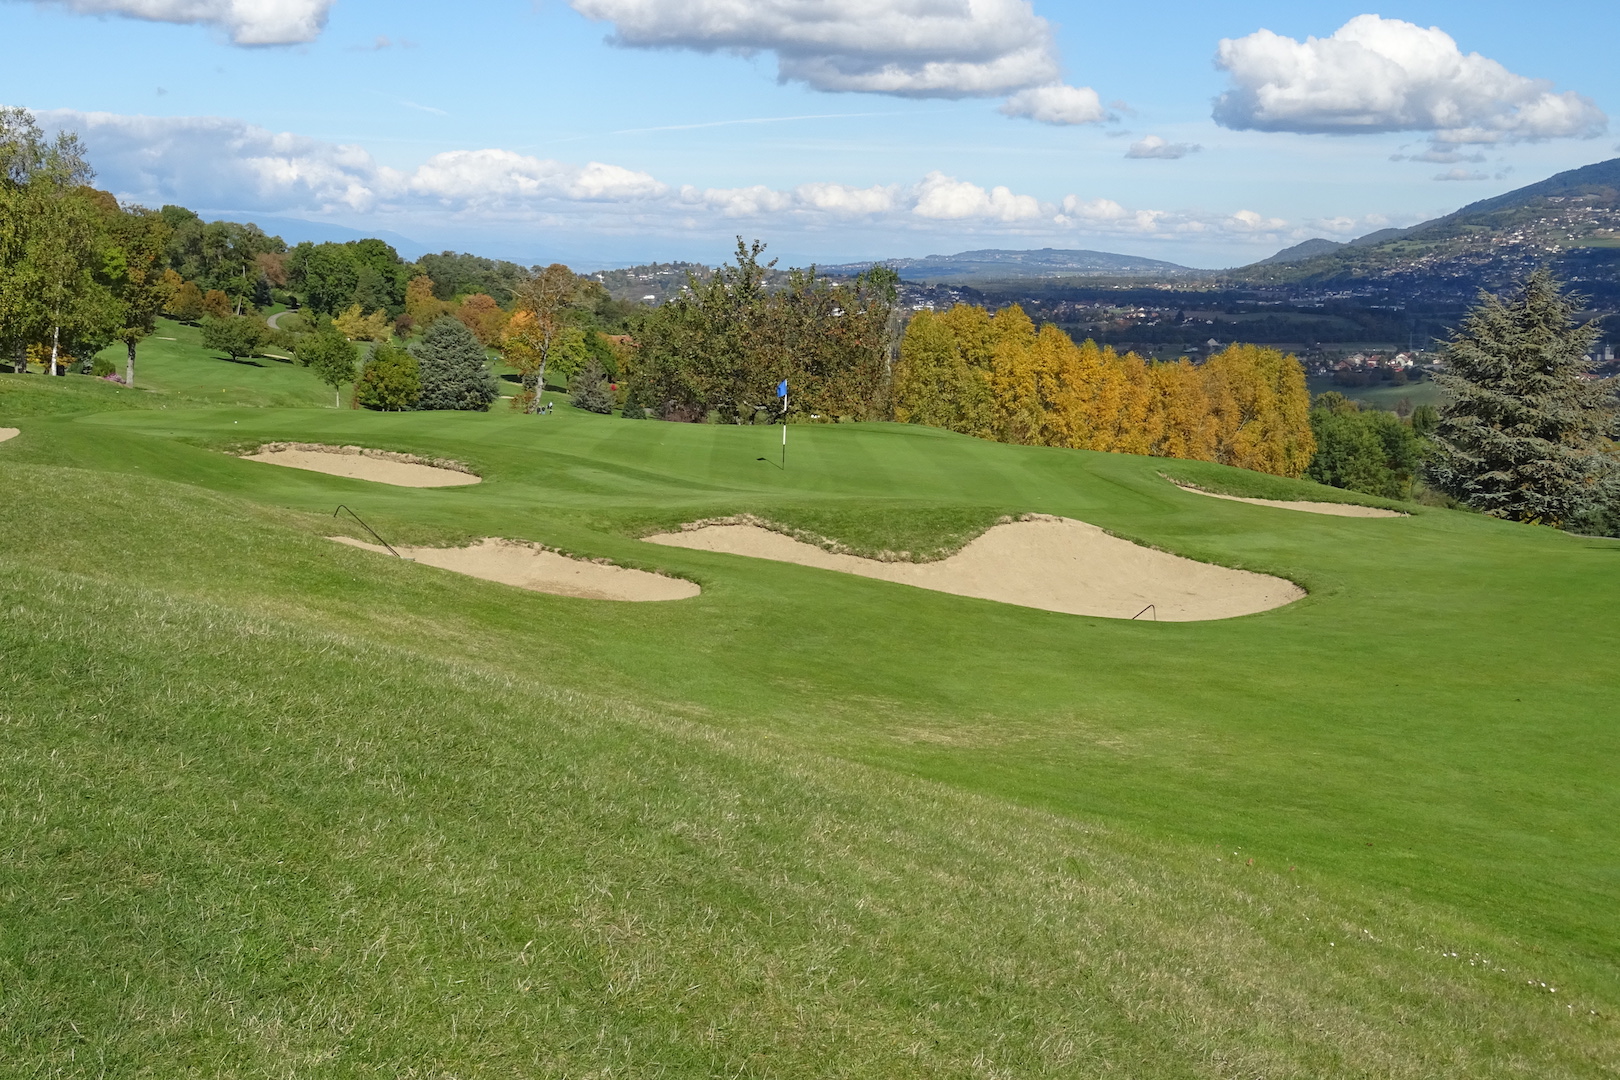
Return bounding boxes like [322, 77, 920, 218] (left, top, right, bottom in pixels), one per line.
[0, 428, 18, 444]
[244, 443, 480, 488]
[1172, 482, 1404, 518]
[646, 516, 1301, 621]
[330, 536, 699, 602]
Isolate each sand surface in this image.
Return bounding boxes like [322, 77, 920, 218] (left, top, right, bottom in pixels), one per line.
[1173, 483, 1404, 518]
[0, 428, 18, 444]
[244, 445, 480, 487]
[331, 536, 700, 602]
[646, 516, 1301, 621]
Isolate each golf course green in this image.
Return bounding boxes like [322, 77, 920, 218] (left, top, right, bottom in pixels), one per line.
[1, 332, 1617, 1076]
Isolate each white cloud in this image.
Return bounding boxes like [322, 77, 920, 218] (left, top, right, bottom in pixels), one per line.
[568, 0, 1104, 125]
[1125, 135, 1200, 160]
[1214, 14, 1607, 146]
[1390, 147, 1485, 164]
[411, 150, 666, 204]
[912, 172, 1043, 222]
[1434, 167, 1489, 182]
[33, 107, 1316, 258]
[25, 0, 332, 44]
[1226, 209, 1288, 232]
[1000, 85, 1109, 125]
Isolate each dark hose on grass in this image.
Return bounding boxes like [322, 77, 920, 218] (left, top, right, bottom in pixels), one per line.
[333, 505, 402, 558]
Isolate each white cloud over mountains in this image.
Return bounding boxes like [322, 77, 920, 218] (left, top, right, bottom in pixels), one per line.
[568, 0, 1108, 125]
[36, 107, 1311, 250]
[19, 0, 331, 44]
[1214, 15, 1607, 147]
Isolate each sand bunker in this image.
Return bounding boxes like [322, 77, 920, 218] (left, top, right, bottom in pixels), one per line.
[244, 443, 480, 488]
[645, 516, 1301, 621]
[0, 428, 18, 444]
[330, 536, 699, 602]
[1172, 483, 1404, 518]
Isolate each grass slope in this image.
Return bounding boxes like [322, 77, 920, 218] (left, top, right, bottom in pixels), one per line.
[2, 357, 1618, 1075]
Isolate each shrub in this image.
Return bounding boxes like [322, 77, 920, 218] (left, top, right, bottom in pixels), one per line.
[411, 317, 499, 412]
[355, 344, 422, 411]
[570, 358, 615, 414]
[200, 315, 267, 362]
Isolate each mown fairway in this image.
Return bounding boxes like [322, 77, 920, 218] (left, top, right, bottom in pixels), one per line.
[2, 350, 1618, 1076]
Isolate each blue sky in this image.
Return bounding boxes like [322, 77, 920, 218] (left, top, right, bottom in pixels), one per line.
[3, 0, 1616, 269]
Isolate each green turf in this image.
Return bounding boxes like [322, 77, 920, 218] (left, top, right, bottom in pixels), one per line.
[2, 353, 1618, 1076]
[1308, 375, 1443, 411]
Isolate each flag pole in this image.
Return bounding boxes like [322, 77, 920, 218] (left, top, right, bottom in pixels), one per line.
[778, 379, 788, 470]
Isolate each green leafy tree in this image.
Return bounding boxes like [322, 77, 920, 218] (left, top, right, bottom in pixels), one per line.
[354, 343, 422, 411]
[411, 316, 498, 411]
[106, 205, 173, 388]
[1306, 396, 1422, 499]
[1410, 403, 1440, 438]
[504, 263, 583, 413]
[167, 281, 206, 323]
[201, 314, 267, 363]
[296, 323, 360, 408]
[1427, 270, 1616, 524]
[569, 357, 615, 414]
[626, 240, 896, 424]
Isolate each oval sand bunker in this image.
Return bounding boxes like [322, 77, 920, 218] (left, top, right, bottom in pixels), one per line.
[646, 515, 1301, 621]
[245, 444, 480, 488]
[331, 536, 699, 602]
[1173, 483, 1404, 518]
[0, 428, 19, 444]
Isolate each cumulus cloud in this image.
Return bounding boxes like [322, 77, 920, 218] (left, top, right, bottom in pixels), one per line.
[1214, 14, 1607, 147]
[33, 107, 1311, 252]
[412, 150, 666, 204]
[1000, 85, 1109, 125]
[23, 0, 332, 45]
[569, 0, 1105, 125]
[1125, 135, 1200, 159]
[1434, 167, 1489, 181]
[912, 172, 1043, 221]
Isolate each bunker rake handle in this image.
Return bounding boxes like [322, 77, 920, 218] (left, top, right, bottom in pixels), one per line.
[333, 505, 402, 558]
[1132, 604, 1157, 621]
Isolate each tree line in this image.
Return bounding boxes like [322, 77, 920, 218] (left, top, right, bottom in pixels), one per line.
[6, 109, 1612, 528]
[894, 304, 1317, 477]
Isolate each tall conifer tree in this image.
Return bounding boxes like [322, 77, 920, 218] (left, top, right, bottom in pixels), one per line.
[1428, 270, 1615, 524]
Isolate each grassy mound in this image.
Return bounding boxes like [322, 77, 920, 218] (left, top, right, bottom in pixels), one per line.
[2, 364, 1618, 1075]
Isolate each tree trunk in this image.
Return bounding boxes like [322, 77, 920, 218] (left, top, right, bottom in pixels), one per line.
[335, 388, 341, 409]
[126, 340, 137, 387]
[531, 357, 548, 414]
[49, 325, 60, 377]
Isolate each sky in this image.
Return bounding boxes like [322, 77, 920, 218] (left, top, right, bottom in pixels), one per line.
[2, 0, 1617, 270]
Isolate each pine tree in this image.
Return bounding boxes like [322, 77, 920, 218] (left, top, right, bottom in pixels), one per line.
[570, 358, 615, 414]
[412, 316, 499, 412]
[1428, 270, 1615, 524]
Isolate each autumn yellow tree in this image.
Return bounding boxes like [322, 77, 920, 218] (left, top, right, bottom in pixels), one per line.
[893, 310, 994, 433]
[404, 275, 452, 330]
[455, 293, 507, 346]
[892, 303, 1314, 478]
[1201, 344, 1315, 477]
[505, 264, 582, 414]
[334, 303, 391, 342]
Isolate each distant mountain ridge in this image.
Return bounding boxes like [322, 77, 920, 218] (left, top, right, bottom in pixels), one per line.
[824, 247, 1199, 281]
[1237, 157, 1620, 300]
